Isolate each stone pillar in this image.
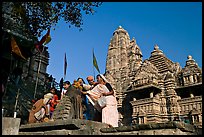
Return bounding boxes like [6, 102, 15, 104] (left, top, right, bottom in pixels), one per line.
[144, 116, 147, 124]
[150, 92, 154, 98]
[189, 75, 194, 83]
[193, 75, 197, 83]
[183, 77, 186, 85]
[2, 117, 21, 135]
[198, 115, 202, 123]
[190, 93, 194, 98]
[192, 115, 195, 124]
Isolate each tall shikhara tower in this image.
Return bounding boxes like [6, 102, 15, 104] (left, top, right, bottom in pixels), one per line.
[104, 26, 143, 123]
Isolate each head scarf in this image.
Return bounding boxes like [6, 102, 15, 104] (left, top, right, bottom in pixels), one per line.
[99, 74, 109, 83]
[43, 93, 53, 104]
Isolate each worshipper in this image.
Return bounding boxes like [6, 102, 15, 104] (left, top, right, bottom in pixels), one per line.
[82, 76, 98, 91]
[86, 74, 118, 127]
[28, 93, 53, 124]
[98, 74, 118, 127]
[72, 78, 87, 119]
[63, 81, 83, 119]
[49, 87, 60, 120]
[74, 77, 89, 119]
[96, 74, 118, 127]
[81, 76, 100, 121]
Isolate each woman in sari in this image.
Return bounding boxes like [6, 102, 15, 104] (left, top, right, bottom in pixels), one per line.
[86, 74, 118, 127]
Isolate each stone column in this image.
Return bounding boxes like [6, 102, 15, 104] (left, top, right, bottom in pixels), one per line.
[190, 93, 194, 98]
[189, 75, 194, 83]
[198, 115, 202, 123]
[150, 92, 154, 98]
[183, 77, 186, 85]
[2, 117, 21, 135]
[193, 75, 197, 83]
[192, 115, 195, 124]
[144, 116, 147, 124]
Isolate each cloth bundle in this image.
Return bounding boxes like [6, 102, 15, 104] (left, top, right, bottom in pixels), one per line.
[86, 84, 109, 111]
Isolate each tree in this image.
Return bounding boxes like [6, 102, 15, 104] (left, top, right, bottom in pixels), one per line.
[3, 2, 102, 37]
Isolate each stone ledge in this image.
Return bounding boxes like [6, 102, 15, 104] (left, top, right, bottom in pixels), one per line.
[19, 119, 109, 133]
[100, 121, 196, 133]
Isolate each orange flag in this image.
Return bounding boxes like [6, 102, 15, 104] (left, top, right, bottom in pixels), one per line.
[11, 37, 26, 60]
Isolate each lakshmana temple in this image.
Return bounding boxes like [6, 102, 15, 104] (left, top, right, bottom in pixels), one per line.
[104, 26, 202, 128]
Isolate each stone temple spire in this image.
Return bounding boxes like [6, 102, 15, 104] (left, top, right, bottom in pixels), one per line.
[113, 25, 130, 38]
[106, 26, 130, 72]
[105, 26, 143, 119]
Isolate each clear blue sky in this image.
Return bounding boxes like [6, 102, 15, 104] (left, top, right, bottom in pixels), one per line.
[46, 2, 202, 84]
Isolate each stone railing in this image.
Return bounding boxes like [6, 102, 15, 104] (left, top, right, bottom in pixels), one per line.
[131, 98, 160, 116]
[100, 121, 200, 135]
[132, 78, 159, 88]
[178, 96, 202, 103]
[130, 97, 160, 106]
[178, 96, 202, 114]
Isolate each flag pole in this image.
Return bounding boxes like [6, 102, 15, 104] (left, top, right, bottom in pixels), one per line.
[34, 46, 45, 99]
[64, 52, 67, 80]
[92, 48, 95, 80]
[93, 62, 95, 81]
[14, 88, 20, 118]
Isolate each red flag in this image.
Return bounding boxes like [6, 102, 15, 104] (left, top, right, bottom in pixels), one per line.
[64, 53, 67, 78]
[36, 29, 50, 52]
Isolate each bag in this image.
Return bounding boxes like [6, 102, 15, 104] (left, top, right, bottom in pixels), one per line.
[97, 96, 107, 108]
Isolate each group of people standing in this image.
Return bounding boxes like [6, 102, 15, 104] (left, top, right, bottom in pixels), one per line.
[28, 74, 118, 127]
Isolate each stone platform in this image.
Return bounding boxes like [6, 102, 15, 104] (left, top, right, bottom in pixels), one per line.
[18, 119, 201, 135]
[19, 119, 110, 135]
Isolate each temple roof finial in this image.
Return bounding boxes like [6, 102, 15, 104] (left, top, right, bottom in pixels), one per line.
[154, 44, 159, 50]
[187, 55, 193, 60]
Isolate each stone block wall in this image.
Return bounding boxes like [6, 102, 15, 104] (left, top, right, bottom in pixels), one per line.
[2, 117, 21, 135]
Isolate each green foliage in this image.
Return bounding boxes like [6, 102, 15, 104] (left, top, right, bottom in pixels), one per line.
[9, 2, 102, 37]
